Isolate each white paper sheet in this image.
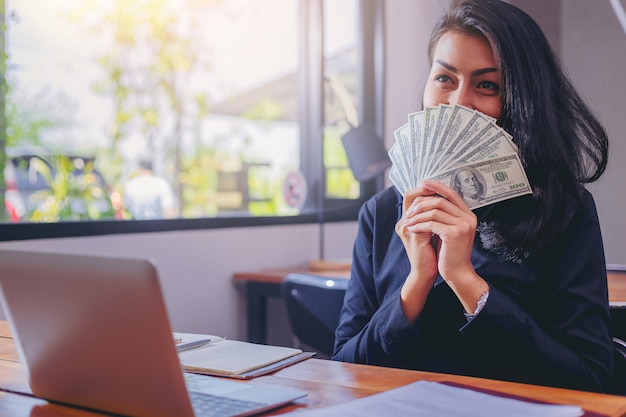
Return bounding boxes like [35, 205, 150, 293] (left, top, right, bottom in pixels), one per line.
[289, 380, 584, 417]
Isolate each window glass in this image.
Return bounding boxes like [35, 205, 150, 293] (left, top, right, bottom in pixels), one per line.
[322, 0, 360, 200]
[0, 0, 383, 240]
[4, 0, 301, 222]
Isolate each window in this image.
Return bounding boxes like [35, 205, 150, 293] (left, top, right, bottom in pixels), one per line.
[0, 0, 384, 240]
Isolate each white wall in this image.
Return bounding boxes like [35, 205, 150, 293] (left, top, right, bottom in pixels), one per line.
[559, 0, 626, 265]
[384, 0, 449, 135]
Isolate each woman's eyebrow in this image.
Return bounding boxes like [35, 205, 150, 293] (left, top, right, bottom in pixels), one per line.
[434, 59, 498, 77]
[434, 59, 457, 72]
[472, 67, 498, 76]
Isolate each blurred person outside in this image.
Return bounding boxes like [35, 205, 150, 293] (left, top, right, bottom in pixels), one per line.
[123, 159, 179, 220]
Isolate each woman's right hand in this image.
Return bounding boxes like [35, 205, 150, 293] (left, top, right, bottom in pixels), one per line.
[395, 185, 440, 322]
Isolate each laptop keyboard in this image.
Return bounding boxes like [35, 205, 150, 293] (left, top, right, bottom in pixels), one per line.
[189, 391, 267, 417]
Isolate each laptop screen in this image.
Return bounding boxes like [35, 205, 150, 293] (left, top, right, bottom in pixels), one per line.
[0, 249, 195, 417]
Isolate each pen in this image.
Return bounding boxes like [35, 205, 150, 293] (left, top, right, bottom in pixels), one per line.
[176, 338, 212, 353]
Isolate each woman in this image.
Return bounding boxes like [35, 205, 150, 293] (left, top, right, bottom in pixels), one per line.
[332, 0, 612, 393]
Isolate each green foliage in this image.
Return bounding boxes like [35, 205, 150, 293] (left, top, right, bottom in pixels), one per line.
[179, 147, 220, 217]
[179, 146, 287, 217]
[73, 0, 222, 215]
[26, 155, 115, 222]
[246, 164, 277, 216]
[0, 0, 7, 220]
[323, 125, 359, 199]
[242, 98, 285, 122]
[5, 93, 68, 148]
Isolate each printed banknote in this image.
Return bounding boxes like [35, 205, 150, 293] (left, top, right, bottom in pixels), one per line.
[389, 104, 532, 209]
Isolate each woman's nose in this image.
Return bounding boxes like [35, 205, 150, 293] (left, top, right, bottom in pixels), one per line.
[448, 84, 473, 109]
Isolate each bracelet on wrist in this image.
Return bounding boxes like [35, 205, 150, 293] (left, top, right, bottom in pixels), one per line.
[464, 290, 489, 321]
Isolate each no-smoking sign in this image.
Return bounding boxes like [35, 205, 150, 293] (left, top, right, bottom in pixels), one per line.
[283, 171, 307, 210]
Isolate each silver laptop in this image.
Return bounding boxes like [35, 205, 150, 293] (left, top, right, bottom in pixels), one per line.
[0, 249, 306, 417]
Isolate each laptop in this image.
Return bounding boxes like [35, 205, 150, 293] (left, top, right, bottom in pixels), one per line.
[0, 249, 307, 417]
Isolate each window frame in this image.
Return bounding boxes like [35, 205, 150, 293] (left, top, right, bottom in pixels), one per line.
[0, 0, 385, 242]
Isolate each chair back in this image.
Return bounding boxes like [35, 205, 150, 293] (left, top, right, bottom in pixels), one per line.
[282, 273, 348, 358]
[609, 337, 626, 395]
[607, 265, 626, 394]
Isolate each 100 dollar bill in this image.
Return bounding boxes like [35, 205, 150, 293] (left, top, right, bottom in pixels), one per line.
[430, 153, 532, 210]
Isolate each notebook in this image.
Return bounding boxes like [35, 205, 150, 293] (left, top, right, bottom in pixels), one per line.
[174, 332, 315, 379]
[0, 249, 307, 417]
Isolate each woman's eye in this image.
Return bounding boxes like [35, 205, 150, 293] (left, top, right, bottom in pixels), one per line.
[477, 80, 500, 93]
[435, 74, 453, 84]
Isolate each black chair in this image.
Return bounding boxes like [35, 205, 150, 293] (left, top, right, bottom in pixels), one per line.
[609, 337, 626, 395]
[606, 266, 626, 394]
[610, 305, 626, 345]
[608, 265, 626, 340]
[282, 273, 348, 359]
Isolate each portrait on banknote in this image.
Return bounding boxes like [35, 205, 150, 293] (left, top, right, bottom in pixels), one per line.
[451, 167, 486, 207]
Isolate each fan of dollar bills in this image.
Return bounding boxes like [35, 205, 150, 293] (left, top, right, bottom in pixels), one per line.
[388, 104, 533, 209]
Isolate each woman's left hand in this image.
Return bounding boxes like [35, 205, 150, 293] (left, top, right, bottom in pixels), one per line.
[403, 179, 477, 284]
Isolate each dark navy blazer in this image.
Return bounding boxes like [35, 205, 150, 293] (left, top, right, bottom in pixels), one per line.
[333, 186, 612, 393]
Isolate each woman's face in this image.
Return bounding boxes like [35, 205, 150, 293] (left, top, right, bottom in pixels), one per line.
[424, 31, 502, 121]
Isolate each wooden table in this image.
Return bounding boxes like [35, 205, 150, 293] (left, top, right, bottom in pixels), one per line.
[234, 264, 626, 344]
[1, 320, 626, 416]
[609, 269, 626, 306]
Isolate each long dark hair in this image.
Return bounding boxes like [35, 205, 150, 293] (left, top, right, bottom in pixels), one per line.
[428, 0, 609, 259]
